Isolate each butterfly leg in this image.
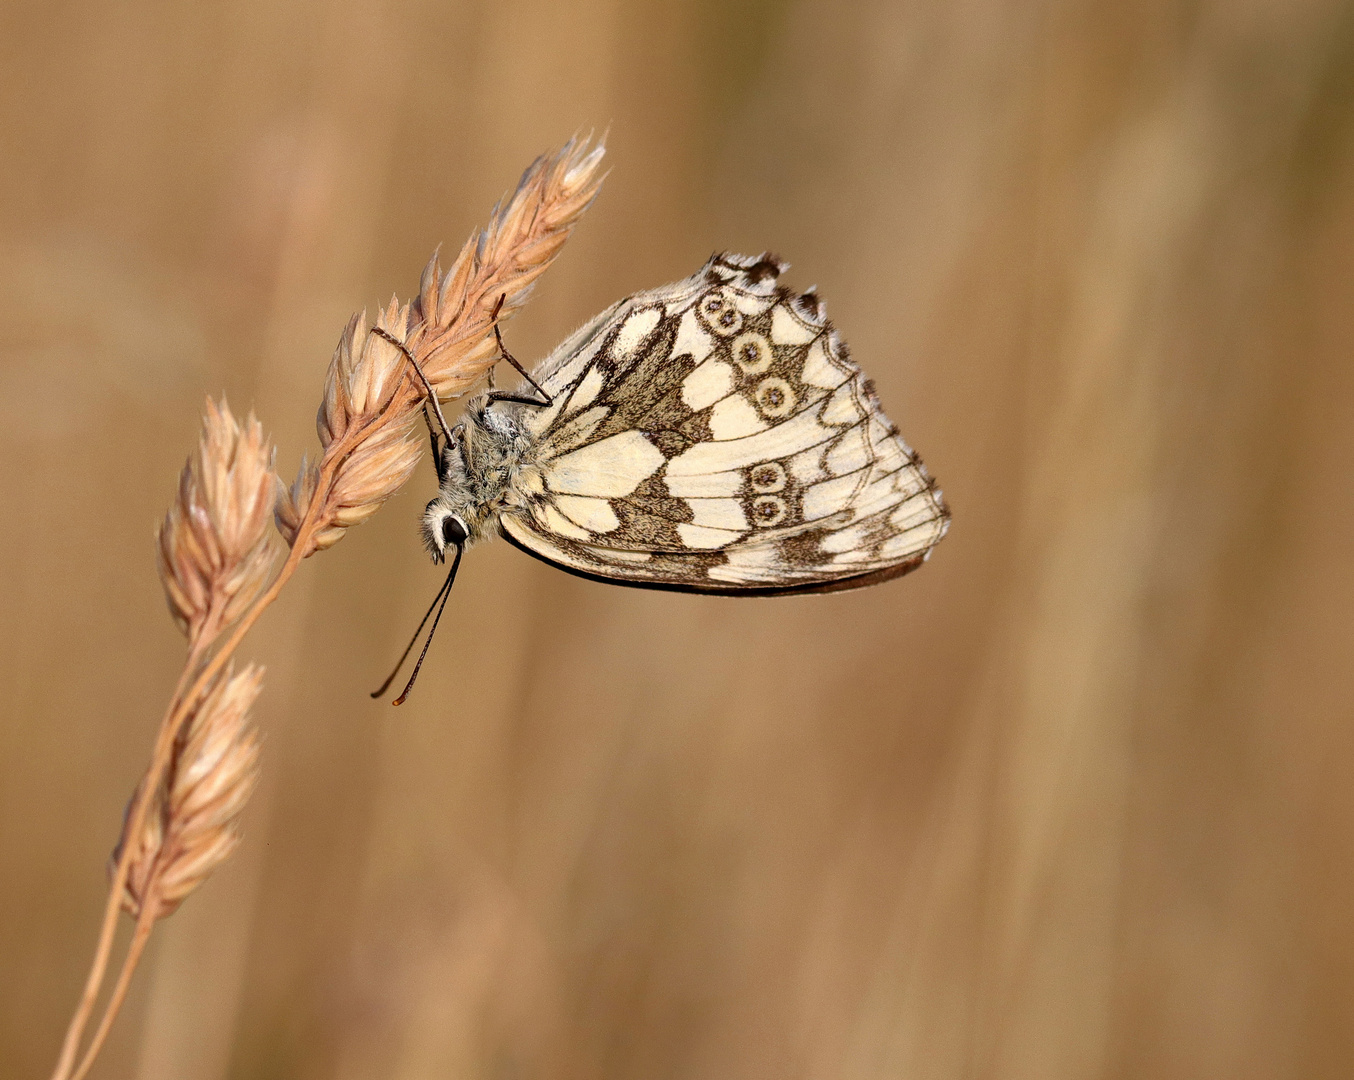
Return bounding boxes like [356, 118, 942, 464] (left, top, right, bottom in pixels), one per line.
[418, 406, 449, 485]
[485, 293, 552, 409]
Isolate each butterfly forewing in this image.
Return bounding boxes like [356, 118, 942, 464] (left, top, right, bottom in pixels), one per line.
[497, 253, 948, 593]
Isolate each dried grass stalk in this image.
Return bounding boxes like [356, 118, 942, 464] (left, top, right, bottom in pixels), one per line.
[50, 136, 606, 1080]
[65, 664, 264, 1080]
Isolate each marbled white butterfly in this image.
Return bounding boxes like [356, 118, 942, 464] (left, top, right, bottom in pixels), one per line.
[375, 253, 949, 702]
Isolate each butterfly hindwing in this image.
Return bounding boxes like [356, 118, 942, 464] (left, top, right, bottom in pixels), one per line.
[497, 253, 948, 593]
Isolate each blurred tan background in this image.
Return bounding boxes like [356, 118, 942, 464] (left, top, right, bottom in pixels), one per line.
[3, 1, 1354, 1078]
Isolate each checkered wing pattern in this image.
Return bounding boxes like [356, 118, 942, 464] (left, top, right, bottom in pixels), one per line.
[496, 254, 949, 593]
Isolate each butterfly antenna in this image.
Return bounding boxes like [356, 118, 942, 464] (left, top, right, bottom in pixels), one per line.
[370, 544, 463, 702]
[370, 325, 454, 443]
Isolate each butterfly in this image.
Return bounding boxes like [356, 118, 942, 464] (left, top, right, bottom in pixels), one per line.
[374, 253, 949, 702]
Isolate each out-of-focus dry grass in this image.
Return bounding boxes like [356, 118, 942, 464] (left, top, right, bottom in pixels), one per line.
[3, 2, 1353, 1078]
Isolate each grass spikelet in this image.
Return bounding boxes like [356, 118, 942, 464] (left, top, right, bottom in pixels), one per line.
[412, 136, 607, 398]
[115, 662, 263, 922]
[156, 399, 277, 646]
[276, 301, 424, 556]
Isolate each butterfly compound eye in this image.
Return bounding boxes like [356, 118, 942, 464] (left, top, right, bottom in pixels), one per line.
[441, 515, 469, 547]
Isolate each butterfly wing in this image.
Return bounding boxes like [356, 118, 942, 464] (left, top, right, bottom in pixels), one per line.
[496, 253, 949, 594]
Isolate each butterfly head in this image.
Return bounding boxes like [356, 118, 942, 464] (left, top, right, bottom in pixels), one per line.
[422, 503, 470, 564]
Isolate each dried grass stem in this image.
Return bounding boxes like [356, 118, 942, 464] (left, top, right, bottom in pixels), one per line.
[49, 136, 606, 1080]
